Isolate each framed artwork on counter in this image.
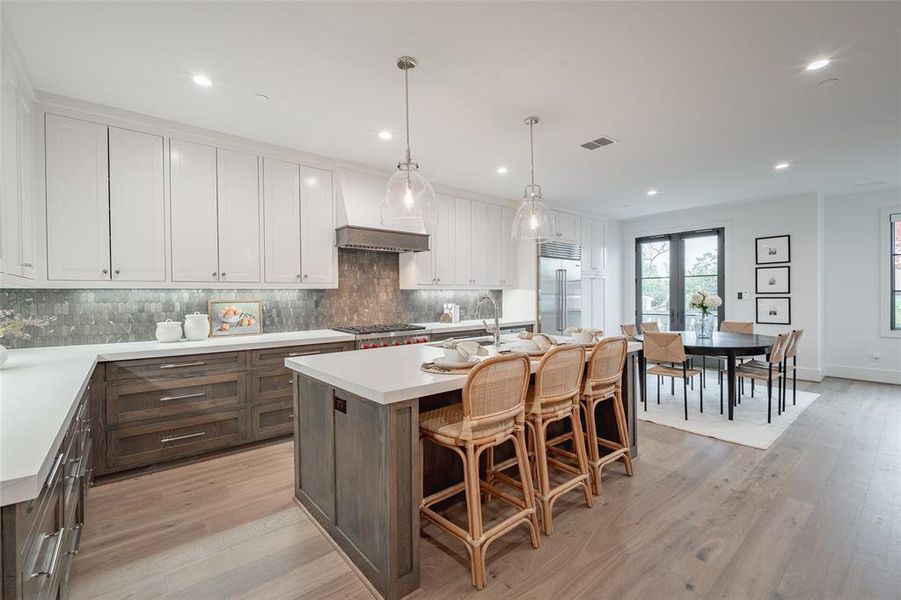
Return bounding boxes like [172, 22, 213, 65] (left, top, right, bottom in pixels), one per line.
[209, 299, 263, 336]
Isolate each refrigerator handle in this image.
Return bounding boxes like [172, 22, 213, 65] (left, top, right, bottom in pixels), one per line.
[561, 270, 567, 331]
[556, 269, 564, 332]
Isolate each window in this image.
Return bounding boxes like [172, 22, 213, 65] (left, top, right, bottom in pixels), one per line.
[636, 228, 725, 330]
[892, 212, 900, 330]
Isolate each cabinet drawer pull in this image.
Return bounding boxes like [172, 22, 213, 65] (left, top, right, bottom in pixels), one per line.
[30, 529, 64, 579]
[287, 350, 321, 357]
[66, 524, 83, 556]
[159, 392, 206, 403]
[287, 413, 294, 418]
[159, 361, 207, 369]
[45, 453, 65, 487]
[160, 431, 207, 444]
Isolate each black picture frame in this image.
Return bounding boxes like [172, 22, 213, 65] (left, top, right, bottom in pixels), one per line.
[755, 234, 791, 265]
[755, 296, 791, 325]
[755, 266, 791, 294]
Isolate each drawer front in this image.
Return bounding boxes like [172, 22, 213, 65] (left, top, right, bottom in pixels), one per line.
[251, 401, 294, 440]
[250, 342, 351, 368]
[105, 351, 247, 383]
[22, 469, 64, 600]
[106, 410, 248, 470]
[105, 372, 247, 425]
[250, 369, 294, 405]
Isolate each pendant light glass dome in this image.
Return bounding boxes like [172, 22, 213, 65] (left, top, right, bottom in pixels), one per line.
[511, 116, 554, 241]
[382, 56, 438, 230]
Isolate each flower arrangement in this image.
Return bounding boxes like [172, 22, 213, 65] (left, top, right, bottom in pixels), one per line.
[0, 309, 50, 342]
[689, 291, 722, 316]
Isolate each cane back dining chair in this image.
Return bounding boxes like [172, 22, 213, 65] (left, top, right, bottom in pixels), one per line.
[620, 324, 639, 341]
[419, 353, 540, 590]
[580, 336, 632, 495]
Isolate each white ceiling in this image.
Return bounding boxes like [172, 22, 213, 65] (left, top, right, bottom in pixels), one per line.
[4, 1, 900, 219]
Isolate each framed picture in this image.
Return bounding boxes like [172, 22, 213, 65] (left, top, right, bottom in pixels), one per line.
[755, 297, 791, 325]
[755, 266, 791, 294]
[209, 299, 263, 337]
[755, 234, 791, 264]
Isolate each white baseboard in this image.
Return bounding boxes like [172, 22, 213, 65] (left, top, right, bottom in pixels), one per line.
[824, 364, 901, 385]
[796, 367, 823, 383]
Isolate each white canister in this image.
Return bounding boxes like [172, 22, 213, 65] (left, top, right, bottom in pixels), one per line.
[155, 319, 183, 343]
[184, 312, 210, 341]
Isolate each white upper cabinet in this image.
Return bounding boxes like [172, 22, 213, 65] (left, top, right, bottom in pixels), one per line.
[1, 49, 35, 280]
[583, 276, 606, 330]
[469, 201, 488, 286]
[299, 165, 334, 285]
[170, 139, 219, 283]
[580, 216, 606, 275]
[551, 210, 579, 242]
[45, 114, 111, 281]
[453, 198, 472, 286]
[483, 203, 503, 287]
[414, 193, 455, 285]
[263, 158, 301, 284]
[108, 127, 166, 282]
[501, 207, 518, 287]
[217, 149, 261, 283]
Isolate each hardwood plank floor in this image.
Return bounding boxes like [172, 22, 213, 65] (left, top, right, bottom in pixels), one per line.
[72, 378, 901, 599]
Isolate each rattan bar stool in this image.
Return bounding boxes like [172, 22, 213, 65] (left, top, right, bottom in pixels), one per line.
[580, 336, 633, 495]
[419, 353, 540, 590]
[490, 345, 592, 535]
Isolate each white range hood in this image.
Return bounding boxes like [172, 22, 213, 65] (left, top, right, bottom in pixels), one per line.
[335, 167, 429, 253]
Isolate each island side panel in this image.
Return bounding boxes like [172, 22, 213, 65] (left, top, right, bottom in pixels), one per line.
[293, 374, 420, 600]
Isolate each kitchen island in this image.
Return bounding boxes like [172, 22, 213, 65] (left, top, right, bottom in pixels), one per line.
[285, 336, 642, 599]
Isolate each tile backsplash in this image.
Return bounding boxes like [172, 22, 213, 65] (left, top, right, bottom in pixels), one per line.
[0, 250, 503, 349]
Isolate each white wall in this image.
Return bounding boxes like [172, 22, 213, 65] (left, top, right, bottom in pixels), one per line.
[604, 219, 624, 334]
[823, 187, 901, 384]
[620, 192, 824, 380]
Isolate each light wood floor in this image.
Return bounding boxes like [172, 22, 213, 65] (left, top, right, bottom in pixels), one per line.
[72, 378, 901, 599]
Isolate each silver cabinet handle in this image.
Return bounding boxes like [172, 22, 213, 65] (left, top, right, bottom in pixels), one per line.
[159, 392, 205, 403]
[287, 350, 321, 357]
[22, 262, 33, 268]
[66, 524, 83, 556]
[303, 274, 308, 279]
[45, 453, 64, 487]
[287, 413, 294, 418]
[101, 269, 108, 275]
[114, 269, 120, 275]
[212, 272, 218, 277]
[220, 272, 226, 277]
[65, 456, 82, 479]
[160, 431, 206, 444]
[30, 529, 64, 579]
[159, 361, 206, 369]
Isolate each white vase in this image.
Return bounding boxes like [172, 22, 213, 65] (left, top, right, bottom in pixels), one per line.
[0, 344, 8, 368]
[184, 312, 210, 341]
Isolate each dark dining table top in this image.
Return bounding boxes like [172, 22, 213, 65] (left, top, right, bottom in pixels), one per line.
[634, 330, 776, 356]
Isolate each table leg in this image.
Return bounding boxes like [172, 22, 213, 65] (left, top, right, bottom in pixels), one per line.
[727, 353, 736, 421]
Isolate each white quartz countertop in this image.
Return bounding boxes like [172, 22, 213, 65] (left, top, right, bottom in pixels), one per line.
[410, 318, 534, 335]
[286, 336, 642, 405]
[0, 329, 353, 506]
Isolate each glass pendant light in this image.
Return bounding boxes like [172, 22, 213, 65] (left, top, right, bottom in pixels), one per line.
[382, 56, 438, 230]
[511, 116, 553, 241]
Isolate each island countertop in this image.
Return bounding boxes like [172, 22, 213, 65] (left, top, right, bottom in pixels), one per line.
[285, 336, 642, 405]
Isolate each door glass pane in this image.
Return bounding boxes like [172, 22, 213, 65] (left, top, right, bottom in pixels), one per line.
[895, 292, 901, 329]
[639, 240, 670, 329]
[894, 255, 901, 291]
[894, 220, 901, 254]
[683, 235, 720, 331]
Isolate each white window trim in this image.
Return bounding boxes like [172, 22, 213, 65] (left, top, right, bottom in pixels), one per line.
[880, 206, 901, 338]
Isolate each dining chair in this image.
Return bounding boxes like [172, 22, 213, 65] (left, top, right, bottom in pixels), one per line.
[724, 332, 788, 423]
[783, 329, 804, 407]
[620, 323, 639, 341]
[580, 336, 632, 495]
[643, 332, 702, 420]
[639, 321, 660, 334]
[714, 320, 755, 405]
[419, 353, 540, 589]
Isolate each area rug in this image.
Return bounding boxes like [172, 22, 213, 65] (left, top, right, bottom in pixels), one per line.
[636, 378, 819, 449]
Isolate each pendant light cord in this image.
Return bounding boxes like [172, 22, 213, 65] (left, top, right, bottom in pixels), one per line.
[529, 119, 535, 191]
[404, 66, 412, 165]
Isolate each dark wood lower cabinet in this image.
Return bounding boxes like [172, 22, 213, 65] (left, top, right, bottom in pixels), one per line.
[94, 341, 353, 478]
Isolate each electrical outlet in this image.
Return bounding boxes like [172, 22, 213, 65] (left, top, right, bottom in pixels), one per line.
[737, 292, 744, 300]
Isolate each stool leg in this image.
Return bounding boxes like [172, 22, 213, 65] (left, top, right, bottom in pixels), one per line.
[513, 427, 540, 549]
[533, 416, 553, 535]
[569, 403, 593, 508]
[612, 387, 634, 477]
[719, 373, 724, 415]
[463, 441, 485, 589]
[583, 399, 602, 496]
[483, 447, 495, 504]
[793, 359, 797, 405]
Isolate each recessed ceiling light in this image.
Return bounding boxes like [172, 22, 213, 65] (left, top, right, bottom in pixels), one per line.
[378, 130, 392, 140]
[496, 166, 508, 175]
[805, 58, 830, 71]
[647, 189, 658, 196]
[774, 162, 790, 170]
[192, 74, 213, 87]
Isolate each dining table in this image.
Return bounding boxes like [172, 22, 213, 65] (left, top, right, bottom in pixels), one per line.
[634, 330, 777, 420]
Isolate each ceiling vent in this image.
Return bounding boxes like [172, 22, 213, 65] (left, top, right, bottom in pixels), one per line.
[580, 136, 617, 150]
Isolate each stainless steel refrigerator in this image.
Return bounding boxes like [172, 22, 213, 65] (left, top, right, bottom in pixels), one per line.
[537, 241, 582, 335]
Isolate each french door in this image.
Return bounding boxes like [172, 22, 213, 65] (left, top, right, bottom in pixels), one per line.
[635, 228, 725, 331]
